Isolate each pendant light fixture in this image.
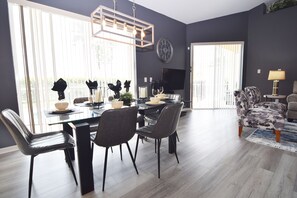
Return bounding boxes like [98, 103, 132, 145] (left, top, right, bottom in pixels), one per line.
[91, 0, 154, 48]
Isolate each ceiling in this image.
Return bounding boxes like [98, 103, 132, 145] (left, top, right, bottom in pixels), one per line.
[131, 0, 269, 24]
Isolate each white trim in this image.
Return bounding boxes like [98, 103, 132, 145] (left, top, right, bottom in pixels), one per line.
[0, 145, 18, 155]
[8, 0, 90, 22]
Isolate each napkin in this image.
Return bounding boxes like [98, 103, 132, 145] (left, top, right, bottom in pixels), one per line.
[108, 80, 122, 99]
[86, 80, 98, 94]
[52, 78, 67, 100]
[124, 80, 131, 92]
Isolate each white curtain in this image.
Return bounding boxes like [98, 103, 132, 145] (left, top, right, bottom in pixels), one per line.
[8, 3, 136, 133]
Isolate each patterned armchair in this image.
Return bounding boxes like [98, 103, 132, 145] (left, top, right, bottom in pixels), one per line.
[234, 90, 285, 142]
[244, 86, 286, 115]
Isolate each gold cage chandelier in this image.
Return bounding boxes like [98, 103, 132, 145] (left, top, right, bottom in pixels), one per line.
[91, 0, 154, 48]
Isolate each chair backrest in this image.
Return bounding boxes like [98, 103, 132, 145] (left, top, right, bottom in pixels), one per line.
[150, 102, 183, 139]
[0, 109, 33, 155]
[94, 107, 138, 147]
[234, 90, 249, 117]
[293, 81, 297, 94]
[166, 94, 182, 103]
[244, 86, 261, 108]
[73, 97, 88, 104]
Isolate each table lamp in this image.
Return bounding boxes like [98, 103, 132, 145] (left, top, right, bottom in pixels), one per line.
[268, 69, 286, 96]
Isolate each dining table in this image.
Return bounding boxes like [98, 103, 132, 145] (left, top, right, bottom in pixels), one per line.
[45, 100, 177, 195]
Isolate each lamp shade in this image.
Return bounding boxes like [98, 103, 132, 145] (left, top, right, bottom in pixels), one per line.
[268, 70, 286, 80]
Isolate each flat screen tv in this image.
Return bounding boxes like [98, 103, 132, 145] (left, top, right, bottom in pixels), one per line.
[162, 68, 186, 91]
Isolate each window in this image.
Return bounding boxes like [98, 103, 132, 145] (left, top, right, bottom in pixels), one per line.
[8, 2, 136, 133]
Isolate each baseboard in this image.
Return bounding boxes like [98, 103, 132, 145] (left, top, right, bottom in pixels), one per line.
[0, 145, 18, 155]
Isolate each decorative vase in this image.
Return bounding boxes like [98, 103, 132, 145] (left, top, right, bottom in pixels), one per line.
[122, 99, 131, 106]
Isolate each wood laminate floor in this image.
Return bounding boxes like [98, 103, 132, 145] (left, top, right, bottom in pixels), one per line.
[1, 109, 297, 198]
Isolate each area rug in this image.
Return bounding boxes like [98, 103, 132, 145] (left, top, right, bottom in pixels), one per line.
[245, 121, 297, 152]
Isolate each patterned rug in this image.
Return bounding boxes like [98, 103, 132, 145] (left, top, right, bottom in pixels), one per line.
[245, 121, 297, 152]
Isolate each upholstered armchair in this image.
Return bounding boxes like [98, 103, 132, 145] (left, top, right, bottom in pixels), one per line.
[234, 90, 285, 142]
[244, 86, 286, 115]
[287, 81, 297, 122]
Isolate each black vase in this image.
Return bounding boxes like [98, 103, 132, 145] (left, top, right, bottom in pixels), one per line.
[122, 99, 131, 106]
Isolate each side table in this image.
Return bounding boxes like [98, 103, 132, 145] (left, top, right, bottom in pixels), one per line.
[264, 94, 286, 103]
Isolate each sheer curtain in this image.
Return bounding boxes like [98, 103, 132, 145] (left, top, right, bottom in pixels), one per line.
[192, 42, 243, 109]
[8, 2, 136, 133]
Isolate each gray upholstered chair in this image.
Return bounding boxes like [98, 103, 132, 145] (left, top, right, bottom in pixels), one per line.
[234, 90, 285, 142]
[144, 94, 182, 142]
[73, 97, 89, 104]
[134, 102, 183, 178]
[244, 86, 286, 115]
[287, 81, 297, 122]
[0, 109, 77, 198]
[90, 107, 138, 191]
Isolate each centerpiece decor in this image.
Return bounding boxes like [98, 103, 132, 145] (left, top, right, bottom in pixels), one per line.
[86, 80, 98, 103]
[120, 80, 133, 106]
[108, 80, 133, 106]
[108, 80, 122, 99]
[51, 78, 68, 110]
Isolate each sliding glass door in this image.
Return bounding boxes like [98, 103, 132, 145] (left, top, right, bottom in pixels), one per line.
[191, 42, 243, 109]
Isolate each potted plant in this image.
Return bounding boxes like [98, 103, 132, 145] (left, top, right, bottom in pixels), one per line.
[267, 0, 297, 13]
[120, 92, 133, 106]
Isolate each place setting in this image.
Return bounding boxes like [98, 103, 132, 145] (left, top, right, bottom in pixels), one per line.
[145, 96, 166, 105]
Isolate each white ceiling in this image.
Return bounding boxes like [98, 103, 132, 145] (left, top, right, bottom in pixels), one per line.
[132, 0, 269, 24]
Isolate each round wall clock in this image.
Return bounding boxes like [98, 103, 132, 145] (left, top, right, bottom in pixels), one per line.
[156, 38, 173, 63]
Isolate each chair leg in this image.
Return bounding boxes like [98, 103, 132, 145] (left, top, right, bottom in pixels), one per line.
[126, 142, 139, 175]
[238, 126, 243, 137]
[176, 132, 180, 142]
[120, 144, 123, 161]
[28, 155, 35, 198]
[110, 146, 113, 153]
[155, 139, 162, 153]
[157, 139, 161, 178]
[65, 149, 78, 185]
[275, 130, 281, 142]
[134, 135, 140, 160]
[170, 136, 179, 163]
[102, 147, 109, 191]
[91, 142, 94, 162]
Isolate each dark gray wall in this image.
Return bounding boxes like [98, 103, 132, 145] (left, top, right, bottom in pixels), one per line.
[0, 0, 186, 148]
[185, 4, 297, 101]
[246, 4, 297, 96]
[185, 12, 249, 101]
[0, 0, 19, 148]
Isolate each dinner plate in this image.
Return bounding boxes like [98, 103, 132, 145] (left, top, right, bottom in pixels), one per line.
[145, 101, 166, 105]
[51, 109, 73, 114]
[158, 96, 169, 100]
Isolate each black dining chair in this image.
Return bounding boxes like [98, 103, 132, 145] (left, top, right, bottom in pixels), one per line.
[134, 102, 183, 178]
[144, 94, 182, 142]
[0, 109, 78, 198]
[90, 106, 139, 191]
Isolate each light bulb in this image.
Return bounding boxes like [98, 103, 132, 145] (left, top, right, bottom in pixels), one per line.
[141, 30, 145, 38]
[113, 20, 117, 29]
[133, 27, 137, 36]
[123, 23, 127, 32]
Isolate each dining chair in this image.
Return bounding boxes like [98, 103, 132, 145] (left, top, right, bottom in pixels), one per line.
[73, 97, 99, 131]
[144, 94, 182, 142]
[90, 106, 138, 191]
[134, 102, 183, 178]
[0, 109, 78, 198]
